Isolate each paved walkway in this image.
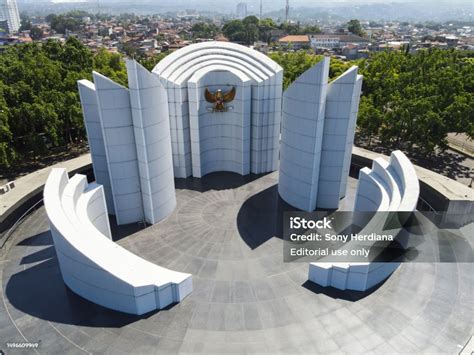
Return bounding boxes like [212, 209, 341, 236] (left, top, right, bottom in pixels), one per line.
[447, 133, 474, 156]
[0, 154, 91, 219]
[1, 172, 472, 353]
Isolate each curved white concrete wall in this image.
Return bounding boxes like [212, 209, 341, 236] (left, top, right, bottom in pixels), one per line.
[317, 67, 363, 208]
[279, 58, 330, 211]
[93, 72, 144, 225]
[354, 167, 390, 212]
[76, 182, 112, 240]
[279, 61, 364, 211]
[153, 42, 283, 177]
[308, 150, 419, 291]
[127, 61, 176, 224]
[44, 168, 192, 315]
[78, 80, 115, 214]
[79, 65, 177, 226]
[388, 150, 419, 211]
[188, 67, 251, 177]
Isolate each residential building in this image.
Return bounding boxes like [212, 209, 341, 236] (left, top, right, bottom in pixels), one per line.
[309, 34, 370, 49]
[236, 3, 247, 19]
[0, 0, 20, 33]
[278, 35, 310, 50]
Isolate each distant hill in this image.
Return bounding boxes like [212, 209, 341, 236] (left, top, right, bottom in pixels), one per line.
[16, 0, 474, 22]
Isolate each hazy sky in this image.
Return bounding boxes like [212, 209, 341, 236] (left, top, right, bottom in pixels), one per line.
[46, 0, 474, 3]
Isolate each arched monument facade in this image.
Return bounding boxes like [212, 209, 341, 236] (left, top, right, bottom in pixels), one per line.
[77, 41, 364, 226]
[78, 42, 283, 225]
[153, 41, 284, 178]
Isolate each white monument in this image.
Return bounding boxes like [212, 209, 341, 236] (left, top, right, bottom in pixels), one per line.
[308, 150, 420, 291]
[152, 42, 283, 178]
[79, 42, 283, 225]
[278, 58, 363, 211]
[43, 42, 419, 314]
[79, 44, 365, 222]
[78, 67, 176, 226]
[44, 168, 192, 315]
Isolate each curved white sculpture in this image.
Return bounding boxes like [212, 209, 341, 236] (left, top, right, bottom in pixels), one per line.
[127, 61, 177, 224]
[153, 41, 283, 177]
[78, 62, 176, 226]
[78, 43, 283, 226]
[279, 59, 364, 211]
[308, 150, 419, 291]
[77, 79, 115, 214]
[44, 168, 192, 315]
[279, 58, 330, 211]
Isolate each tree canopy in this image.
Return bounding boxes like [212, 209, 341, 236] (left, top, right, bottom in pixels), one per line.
[46, 12, 86, 34]
[138, 52, 170, 71]
[190, 22, 219, 39]
[269, 51, 353, 89]
[221, 17, 321, 45]
[0, 39, 471, 169]
[347, 19, 365, 37]
[222, 19, 249, 44]
[279, 22, 321, 35]
[0, 38, 126, 168]
[357, 48, 474, 152]
[271, 48, 473, 153]
[19, 16, 32, 32]
[30, 27, 44, 41]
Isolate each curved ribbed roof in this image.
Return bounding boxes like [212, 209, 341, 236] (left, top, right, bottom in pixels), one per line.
[176, 59, 264, 85]
[188, 64, 251, 85]
[153, 42, 282, 84]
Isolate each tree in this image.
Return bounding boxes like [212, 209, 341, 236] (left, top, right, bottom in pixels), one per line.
[347, 19, 365, 37]
[30, 27, 43, 41]
[222, 17, 261, 45]
[271, 48, 473, 154]
[369, 21, 383, 28]
[0, 83, 13, 167]
[45, 14, 56, 23]
[357, 49, 474, 153]
[258, 18, 276, 43]
[443, 93, 474, 139]
[328, 57, 352, 79]
[121, 41, 140, 58]
[0, 39, 126, 168]
[19, 19, 32, 32]
[47, 13, 83, 34]
[357, 96, 382, 148]
[139, 52, 170, 71]
[191, 22, 219, 39]
[303, 25, 321, 34]
[93, 48, 127, 86]
[279, 22, 300, 35]
[242, 16, 259, 45]
[269, 51, 348, 90]
[222, 20, 246, 43]
[277, 22, 321, 36]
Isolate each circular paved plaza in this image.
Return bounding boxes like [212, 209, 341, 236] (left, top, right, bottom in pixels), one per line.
[1, 172, 472, 354]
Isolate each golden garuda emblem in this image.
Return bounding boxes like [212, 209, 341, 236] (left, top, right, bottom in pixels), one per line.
[205, 87, 236, 112]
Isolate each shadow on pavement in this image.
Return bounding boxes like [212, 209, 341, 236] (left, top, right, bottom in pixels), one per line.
[237, 184, 296, 249]
[5, 231, 169, 327]
[175, 171, 268, 193]
[301, 279, 387, 301]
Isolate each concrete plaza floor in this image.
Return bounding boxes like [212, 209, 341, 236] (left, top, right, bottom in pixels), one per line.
[0, 172, 472, 354]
